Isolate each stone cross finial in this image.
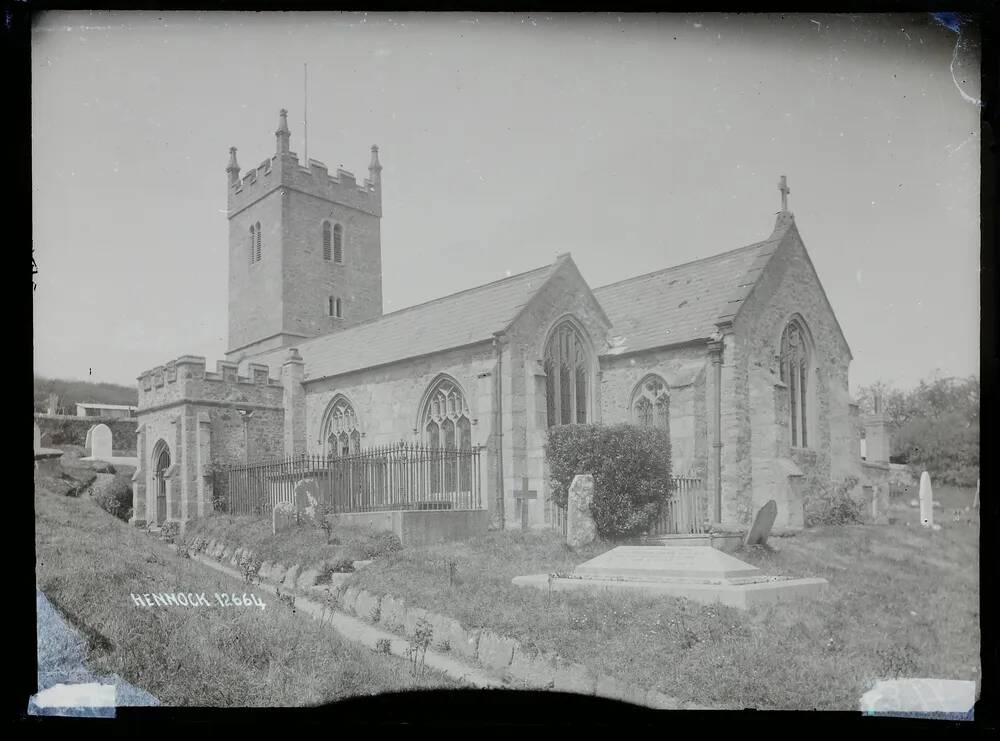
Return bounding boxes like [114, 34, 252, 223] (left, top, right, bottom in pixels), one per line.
[778, 175, 790, 211]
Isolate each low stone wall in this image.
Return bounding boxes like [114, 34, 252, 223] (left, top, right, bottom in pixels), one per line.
[181, 532, 706, 709]
[35, 413, 137, 453]
[329, 509, 490, 548]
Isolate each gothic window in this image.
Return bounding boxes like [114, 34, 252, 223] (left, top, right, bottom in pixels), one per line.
[322, 222, 332, 261]
[544, 321, 590, 428]
[323, 396, 360, 458]
[631, 375, 670, 435]
[335, 298, 342, 318]
[780, 318, 811, 448]
[421, 378, 472, 493]
[255, 221, 262, 263]
[249, 225, 256, 265]
[333, 224, 343, 263]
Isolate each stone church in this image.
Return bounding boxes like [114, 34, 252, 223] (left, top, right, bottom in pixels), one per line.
[132, 110, 870, 533]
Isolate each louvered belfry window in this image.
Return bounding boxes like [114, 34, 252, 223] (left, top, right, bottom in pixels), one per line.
[322, 222, 332, 261]
[544, 321, 590, 428]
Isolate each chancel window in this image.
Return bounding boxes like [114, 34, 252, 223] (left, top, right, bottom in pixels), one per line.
[323, 396, 361, 458]
[422, 378, 473, 493]
[631, 375, 670, 435]
[780, 318, 811, 448]
[544, 321, 590, 427]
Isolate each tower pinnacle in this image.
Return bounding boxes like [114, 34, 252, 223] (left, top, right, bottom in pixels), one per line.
[778, 175, 790, 212]
[226, 146, 240, 186]
[368, 145, 382, 189]
[276, 109, 291, 155]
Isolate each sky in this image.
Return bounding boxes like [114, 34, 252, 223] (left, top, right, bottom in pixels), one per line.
[31, 11, 981, 394]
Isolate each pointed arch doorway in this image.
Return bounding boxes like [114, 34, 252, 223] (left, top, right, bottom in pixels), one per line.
[153, 442, 171, 525]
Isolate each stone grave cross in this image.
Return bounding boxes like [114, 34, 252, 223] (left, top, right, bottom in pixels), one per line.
[513, 476, 537, 530]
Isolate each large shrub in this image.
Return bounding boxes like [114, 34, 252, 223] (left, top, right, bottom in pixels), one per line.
[804, 475, 864, 527]
[545, 423, 672, 539]
[95, 474, 133, 522]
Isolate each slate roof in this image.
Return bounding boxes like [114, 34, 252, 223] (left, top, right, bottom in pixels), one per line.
[593, 218, 791, 356]
[288, 216, 799, 380]
[298, 260, 561, 381]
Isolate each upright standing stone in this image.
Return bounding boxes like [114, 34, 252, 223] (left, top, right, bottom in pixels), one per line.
[744, 500, 778, 546]
[871, 485, 890, 525]
[90, 424, 113, 459]
[919, 471, 934, 528]
[566, 474, 597, 548]
[33, 423, 41, 452]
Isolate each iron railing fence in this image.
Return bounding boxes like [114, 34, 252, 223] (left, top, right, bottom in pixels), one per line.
[224, 443, 483, 517]
[550, 475, 708, 536]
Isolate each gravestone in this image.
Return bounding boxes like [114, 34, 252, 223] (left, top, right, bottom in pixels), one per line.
[272, 501, 296, 535]
[513, 477, 537, 530]
[566, 474, 597, 548]
[33, 423, 41, 453]
[744, 500, 777, 546]
[871, 485, 890, 525]
[293, 478, 321, 521]
[90, 424, 113, 459]
[919, 471, 934, 528]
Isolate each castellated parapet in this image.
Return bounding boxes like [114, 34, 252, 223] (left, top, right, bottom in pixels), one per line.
[137, 355, 283, 412]
[228, 150, 381, 219]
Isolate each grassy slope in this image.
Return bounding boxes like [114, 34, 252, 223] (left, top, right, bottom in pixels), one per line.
[35, 476, 457, 706]
[184, 514, 400, 567]
[346, 493, 980, 710]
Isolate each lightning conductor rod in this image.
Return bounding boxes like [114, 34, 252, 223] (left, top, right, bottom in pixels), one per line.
[303, 62, 309, 164]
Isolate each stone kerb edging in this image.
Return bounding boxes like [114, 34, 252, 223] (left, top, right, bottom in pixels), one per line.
[185, 535, 707, 710]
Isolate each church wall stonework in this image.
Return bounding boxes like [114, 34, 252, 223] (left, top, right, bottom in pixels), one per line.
[599, 344, 709, 477]
[281, 188, 383, 339]
[727, 223, 857, 528]
[501, 259, 612, 530]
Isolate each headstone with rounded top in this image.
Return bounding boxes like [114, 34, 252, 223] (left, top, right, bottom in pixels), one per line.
[919, 471, 934, 528]
[744, 500, 777, 547]
[272, 501, 296, 535]
[90, 424, 113, 459]
[33, 423, 41, 453]
[294, 478, 321, 521]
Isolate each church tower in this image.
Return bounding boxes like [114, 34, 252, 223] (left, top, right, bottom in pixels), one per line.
[225, 109, 384, 362]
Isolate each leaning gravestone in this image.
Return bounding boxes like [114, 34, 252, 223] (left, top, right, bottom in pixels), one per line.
[293, 478, 321, 522]
[33, 423, 41, 453]
[919, 471, 934, 528]
[566, 474, 597, 548]
[90, 424, 113, 460]
[744, 500, 777, 547]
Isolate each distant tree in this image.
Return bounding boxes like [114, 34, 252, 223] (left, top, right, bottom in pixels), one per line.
[856, 374, 979, 486]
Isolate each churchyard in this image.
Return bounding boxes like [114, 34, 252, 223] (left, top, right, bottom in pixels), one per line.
[33, 465, 460, 706]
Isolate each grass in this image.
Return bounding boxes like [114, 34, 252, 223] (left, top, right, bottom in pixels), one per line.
[35, 473, 459, 706]
[345, 492, 980, 710]
[184, 513, 401, 569]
